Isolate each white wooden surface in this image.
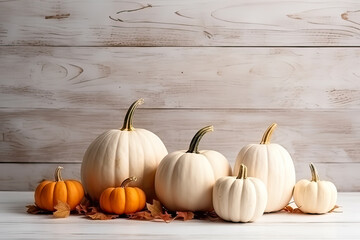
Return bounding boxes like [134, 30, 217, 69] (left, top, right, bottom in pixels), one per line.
[1, 0, 360, 46]
[0, 191, 358, 239]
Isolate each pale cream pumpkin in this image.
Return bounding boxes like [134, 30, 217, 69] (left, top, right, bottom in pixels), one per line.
[293, 163, 337, 214]
[213, 164, 267, 222]
[81, 99, 168, 202]
[155, 126, 232, 212]
[234, 123, 296, 212]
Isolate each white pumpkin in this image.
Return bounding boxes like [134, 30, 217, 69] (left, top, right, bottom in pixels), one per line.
[234, 123, 295, 212]
[155, 126, 232, 211]
[293, 163, 337, 214]
[213, 164, 267, 222]
[81, 98, 168, 202]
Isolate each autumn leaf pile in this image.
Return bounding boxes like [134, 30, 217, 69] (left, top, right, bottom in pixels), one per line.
[26, 198, 219, 222]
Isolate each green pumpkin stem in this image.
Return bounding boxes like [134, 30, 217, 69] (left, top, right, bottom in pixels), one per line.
[120, 176, 137, 188]
[309, 163, 320, 182]
[55, 166, 64, 182]
[260, 123, 277, 144]
[121, 98, 144, 131]
[187, 125, 214, 154]
[236, 164, 248, 179]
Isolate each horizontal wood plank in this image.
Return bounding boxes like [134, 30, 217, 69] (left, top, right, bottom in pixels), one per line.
[1, 108, 359, 165]
[0, 162, 358, 191]
[1, 0, 360, 46]
[1, 47, 360, 109]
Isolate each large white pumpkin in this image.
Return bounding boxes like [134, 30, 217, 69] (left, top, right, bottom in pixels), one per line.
[213, 164, 267, 222]
[81, 99, 168, 202]
[155, 126, 232, 212]
[293, 163, 337, 214]
[234, 123, 295, 212]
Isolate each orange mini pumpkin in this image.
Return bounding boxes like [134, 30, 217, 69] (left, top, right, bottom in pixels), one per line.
[100, 177, 146, 214]
[34, 166, 84, 211]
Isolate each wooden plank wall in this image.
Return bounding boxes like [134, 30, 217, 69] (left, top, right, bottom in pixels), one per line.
[0, 0, 359, 191]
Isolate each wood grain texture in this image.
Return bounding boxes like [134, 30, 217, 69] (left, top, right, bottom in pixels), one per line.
[1, 47, 360, 109]
[0, 160, 359, 190]
[1, 108, 359, 165]
[1, 0, 360, 46]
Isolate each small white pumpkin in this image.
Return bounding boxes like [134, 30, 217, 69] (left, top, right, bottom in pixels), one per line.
[81, 98, 168, 202]
[213, 164, 267, 222]
[293, 163, 337, 214]
[155, 125, 232, 211]
[234, 123, 296, 212]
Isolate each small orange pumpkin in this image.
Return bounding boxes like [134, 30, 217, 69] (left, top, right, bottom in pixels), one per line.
[100, 177, 146, 214]
[34, 166, 84, 211]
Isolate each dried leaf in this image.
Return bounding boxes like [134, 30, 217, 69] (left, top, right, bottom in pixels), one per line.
[157, 211, 174, 223]
[26, 205, 50, 214]
[128, 211, 154, 220]
[86, 212, 118, 220]
[175, 211, 194, 221]
[83, 206, 119, 220]
[53, 201, 70, 218]
[75, 203, 89, 215]
[146, 200, 174, 223]
[146, 200, 163, 217]
[329, 205, 342, 213]
[282, 205, 295, 213]
[75, 198, 92, 215]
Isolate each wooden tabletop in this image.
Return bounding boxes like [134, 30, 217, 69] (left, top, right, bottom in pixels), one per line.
[0, 192, 359, 239]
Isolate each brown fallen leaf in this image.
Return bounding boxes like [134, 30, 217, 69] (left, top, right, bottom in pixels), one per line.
[329, 205, 341, 213]
[53, 201, 70, 218]
[86, 212, 119, 220]
[146, 200, 163, 217]
[128, 211, 154, 220]
[157, 211, 173, 223]
[175, 211, 194, 221]
[75, 203, 88, 215]
[26, 205, 50, 214]
[83, 206, 119, 220]
[146, 200, 174, 223]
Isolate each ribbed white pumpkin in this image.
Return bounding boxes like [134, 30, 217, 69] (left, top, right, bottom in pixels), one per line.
[81, 99, 168, 202]
[293, 163, 337, 214]
[234, 123, 295, 212]
[155, 126, 232, 211]
[213, 164, 267, 222]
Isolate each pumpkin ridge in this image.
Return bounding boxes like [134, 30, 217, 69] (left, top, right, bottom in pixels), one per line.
[277, 145, 292, 210]
[136, 130, 155, 199]
[245, 180, 257, 222]
[108, 188, 116, 214]
[42, 182, 56, 211]
[228, 179, 238, 221]
[35, 181, 50, 209]
[99, 132, 118, 197]
[82, 130, 114, 198]
[113, 132, 122, 189]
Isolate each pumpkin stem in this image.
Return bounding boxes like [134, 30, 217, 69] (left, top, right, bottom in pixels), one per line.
[120, 176, 137, 188]
[186, 125, 214, 154]
[260, 123, 277, 144]
[309, 162, 320, 182]
[54, 166, 64, 182]
[236, 164, 248, 179]
[121, 98, 144, 131]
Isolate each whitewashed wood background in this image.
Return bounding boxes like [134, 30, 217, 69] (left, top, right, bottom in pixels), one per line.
[0, 0, 359, 191]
